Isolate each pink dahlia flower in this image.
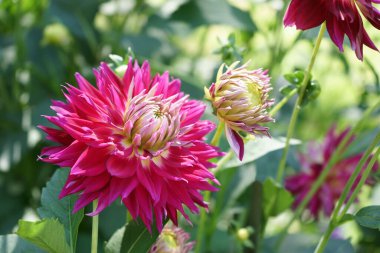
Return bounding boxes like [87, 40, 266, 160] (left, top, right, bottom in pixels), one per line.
[205, 62, 274, 160]
[285, 126, 378, 218]
[39, 60, 223, 231]
[284, 0, 380, 60]
[149, 224, 194, 253]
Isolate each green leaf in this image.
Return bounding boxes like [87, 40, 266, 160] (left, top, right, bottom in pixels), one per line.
[338, 213, 354, 225]
[223, 137, 300, 170]
[38, 169, 84, 253]
[279, 85, 295, 96]
[171, 0, 256, 32]
[105, 226, 124, 253]
[355, 205, 380, 230]
[105, 220, 160, 253]
[0, 234, 44, 253]
[283, 70, 321, 105]
[302, 80, 321, 106]
[16, 219, 71, 253]
[262, 178, 293, 217]
[284, 71, 305, 86]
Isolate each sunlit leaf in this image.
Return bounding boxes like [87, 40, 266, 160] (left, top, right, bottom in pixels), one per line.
[223, 137, 300, 170]
[16, 219, 71, 253]
[38, 169, 84, 252]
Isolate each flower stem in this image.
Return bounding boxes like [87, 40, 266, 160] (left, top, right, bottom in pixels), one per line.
[91, 200, 99, 253]
[339, 146, 380, 220]
[314, 222, 335, 253]
[269, 89, 297, 117]
[276, 22, 326, 183]
[195, 121, 226, 253]
[211, 121, 225, 146]
[331, 132, 380, 222]
[275, 99, 380, 250]
[314, 136, 380, 253]
[195, 190, 209, 253]
[213, 149, 234, 176]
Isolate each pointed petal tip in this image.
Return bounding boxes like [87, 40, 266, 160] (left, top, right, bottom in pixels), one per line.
[225, 126, 244, 161]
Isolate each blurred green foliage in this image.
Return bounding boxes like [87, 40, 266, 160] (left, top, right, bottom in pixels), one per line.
[1, 0, 380, 252]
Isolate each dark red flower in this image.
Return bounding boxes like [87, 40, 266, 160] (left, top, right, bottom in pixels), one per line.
[284, 0, 380, 60]
[285, 126, 378, 218]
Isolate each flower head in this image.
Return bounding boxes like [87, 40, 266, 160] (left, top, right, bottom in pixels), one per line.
[149, 225, 194, 253]
[39, 59, 223, 231]
[285, 126, 378, 218]
[284, 0, 380, 60]
[205, 62, 274, 160]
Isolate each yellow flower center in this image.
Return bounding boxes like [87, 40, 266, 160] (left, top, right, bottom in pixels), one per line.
[247, 82, 262, 107]
[162, 231, 178, 249]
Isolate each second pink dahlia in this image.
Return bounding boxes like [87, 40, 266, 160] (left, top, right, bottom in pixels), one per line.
[285, 126, 378, 218]
[39, 59, 222, 231]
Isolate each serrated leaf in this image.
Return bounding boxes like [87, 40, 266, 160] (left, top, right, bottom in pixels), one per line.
[355, 205, 380, 230]
[16, 219, 71, 253]
[105, 219, 160, 253]
[223, 137, 300, 170]
[0, 234, 44, 253]
[263, 178, 293, 217]
[37, 169, 84, 253]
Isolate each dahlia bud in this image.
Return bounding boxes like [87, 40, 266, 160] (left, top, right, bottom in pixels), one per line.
[149, 225, 194, 253]
[41, 23, 71, 47]
[205, 62, 274, 160]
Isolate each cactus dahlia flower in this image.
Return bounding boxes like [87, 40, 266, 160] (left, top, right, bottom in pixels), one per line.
[205, 62, 274, 160]
[39, 60, 223, 231]
[284, 0, 380, 60]
[149, 225, 194, 253]
[285, 126, 378, 218]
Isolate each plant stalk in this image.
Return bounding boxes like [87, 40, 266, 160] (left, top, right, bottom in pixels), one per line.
[276, 22, 326, 183]
[91, 200, 99, 253]
[314, 136, 380, 253]
[275, 99, 380, 249]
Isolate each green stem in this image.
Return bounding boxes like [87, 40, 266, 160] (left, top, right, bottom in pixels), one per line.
[269, 89, 297, 117]
[213, 150, 233, 176]
[331, 132, 380, 222]
[276, 22, 326, 183]
[211, 121, 225, 146]
[195, 190, 209, 253]
[195, 122, 226, 253]
[314, 136, 380, 253]
[339, 146, 380, 220]
[314, 222, 335, 253]
[91, 200, 99, 253]
[275, 99, 380, 249]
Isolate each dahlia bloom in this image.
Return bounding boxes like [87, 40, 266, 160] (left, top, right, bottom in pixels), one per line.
[149, 225, 194, 253]
[285, 126, 378, 218]
[205, 62, 274, 160]
[39, 59, 223, 231]
[284, 0, 380, 60]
